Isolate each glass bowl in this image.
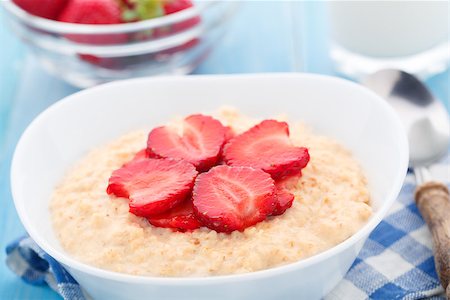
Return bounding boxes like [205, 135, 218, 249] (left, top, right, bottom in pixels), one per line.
[2, 1, 237, 88]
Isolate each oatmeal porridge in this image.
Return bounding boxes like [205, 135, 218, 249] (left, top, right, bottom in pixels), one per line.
[50, 108, 372, 277]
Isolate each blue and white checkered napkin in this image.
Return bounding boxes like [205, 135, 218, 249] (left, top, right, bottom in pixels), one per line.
[327, 150, 449, 300]
[6, 154, 449, 300]
[6, 236, 86, 300]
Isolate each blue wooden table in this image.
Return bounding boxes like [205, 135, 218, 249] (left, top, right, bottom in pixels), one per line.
[0, 2, 448, 299]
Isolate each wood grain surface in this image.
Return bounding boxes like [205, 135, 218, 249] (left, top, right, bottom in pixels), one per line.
[415, 182, 450, 298]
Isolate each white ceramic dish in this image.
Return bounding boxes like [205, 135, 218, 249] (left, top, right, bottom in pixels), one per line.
[10, 73, 408, 300]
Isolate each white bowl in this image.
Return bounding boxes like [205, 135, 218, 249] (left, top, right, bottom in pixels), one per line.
[10, 73, 408, 300]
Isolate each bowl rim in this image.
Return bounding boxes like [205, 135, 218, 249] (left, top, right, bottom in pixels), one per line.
[1, 1, 217, 34]
[10, 73, 409, 285]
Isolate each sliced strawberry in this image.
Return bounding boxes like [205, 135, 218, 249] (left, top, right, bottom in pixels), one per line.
[121, 148, 149, 167]
[224, 126, 236, 142]
[274, 171, 303, 190]
[13, 0, 68, 19]
[107, 158, 198, 217]
[271, 188, 294, 216]
[223, 120, 310, 179]
[215, 126, 235, 165]
[192, 165, 277, 233]
[147, 198, 201, 232]
[147, 114, 227, 171]
[270, 172, 303, 216]
[131, 148, 149, 161]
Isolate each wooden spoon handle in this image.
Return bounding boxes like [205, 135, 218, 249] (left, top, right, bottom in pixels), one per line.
[415, 182, 450, 297]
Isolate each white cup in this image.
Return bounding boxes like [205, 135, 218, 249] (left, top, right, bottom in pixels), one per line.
[328, 1, 450, 79]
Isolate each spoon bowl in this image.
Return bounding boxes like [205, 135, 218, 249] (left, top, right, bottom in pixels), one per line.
[363, 69, 450, 168]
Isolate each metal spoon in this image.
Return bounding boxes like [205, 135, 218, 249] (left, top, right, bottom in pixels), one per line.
[363, 69, 450, 297]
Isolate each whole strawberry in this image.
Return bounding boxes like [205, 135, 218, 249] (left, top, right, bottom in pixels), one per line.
[156, 0, 200, 55]
[123, 0, 199, 42]
[58, 0, 128, 67]
[13, 0, 68, 20]
[121, 0, 164, 22]
[163, 0, 193, 14]
[155, 0, 199, 37]
[58, 0, 123, 25]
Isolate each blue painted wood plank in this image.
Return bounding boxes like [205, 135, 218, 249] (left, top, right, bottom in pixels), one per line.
[194, 1, 299, 74]
[0, 55, 78, 300]
[295, 1, 334, 75]
[427, 69, 449, 111]
[0, 10, 25, 157]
